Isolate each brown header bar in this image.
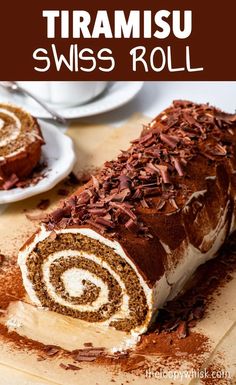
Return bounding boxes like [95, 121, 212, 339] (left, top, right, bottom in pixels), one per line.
[0, 0, 235, 80]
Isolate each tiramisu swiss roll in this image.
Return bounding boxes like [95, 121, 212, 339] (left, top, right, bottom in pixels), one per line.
[0, 104, 44, 186]
[18, 101, 236, 335]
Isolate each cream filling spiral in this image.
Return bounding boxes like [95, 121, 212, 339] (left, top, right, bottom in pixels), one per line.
[42, 250, 129, 315]
[18, 227, 152, 333]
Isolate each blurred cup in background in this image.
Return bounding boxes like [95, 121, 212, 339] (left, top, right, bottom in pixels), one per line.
[17, 81, 108, 107]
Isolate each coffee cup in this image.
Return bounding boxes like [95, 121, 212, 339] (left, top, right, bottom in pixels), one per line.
[17, 81, 108, 107]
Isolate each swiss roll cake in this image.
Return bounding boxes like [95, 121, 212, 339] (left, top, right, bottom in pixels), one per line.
[0, 104, 44, 185]
[18, 101, 236, 336]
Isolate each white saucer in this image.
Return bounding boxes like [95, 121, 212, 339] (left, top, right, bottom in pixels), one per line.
[0, 122, 76, 204]
[0, 82, 143, 119]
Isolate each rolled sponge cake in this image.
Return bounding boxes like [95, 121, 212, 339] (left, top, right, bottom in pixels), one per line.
[0, 104, 44, 183]
[18, 101, 236, 335]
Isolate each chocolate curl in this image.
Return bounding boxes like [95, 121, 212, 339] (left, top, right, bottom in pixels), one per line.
[160, 133, 179, 149]
[91, 175, 100, 190]
[125, 218, 139, 233]
[109, 202, 137, 221]
[156, 200, 166, 211]
[169, 198, 179, 210]
[77, 189, 93, 205]
[145, 162, 170, 184]
[183, 111, 197, 126]
[95, 217, 115, 229]
[209, 143, 227, 156]
[140, 199, 149, 208]
[155, 165, 171, 184]
[88, 208, 107, 216]
[110, 189, 131, 202]
[2, 173, 19, 190]
[138, 132, 153, 144]
[171, 157, 184, 176]
[50, 208, 69, 224]
[118, 174, 132, 191]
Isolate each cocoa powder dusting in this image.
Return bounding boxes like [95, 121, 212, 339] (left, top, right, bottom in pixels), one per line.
[0, 265, 25, 309]
[137, 331, 209, 358]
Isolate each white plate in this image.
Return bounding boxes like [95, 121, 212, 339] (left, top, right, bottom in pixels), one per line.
[0, 82, 143, 119]
[0, 122, 76, 204]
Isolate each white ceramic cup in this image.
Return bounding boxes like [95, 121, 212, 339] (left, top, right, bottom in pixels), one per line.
[17, 81, 108, 107]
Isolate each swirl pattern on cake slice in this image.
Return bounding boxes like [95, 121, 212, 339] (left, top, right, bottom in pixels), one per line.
[0, 104, 44, 184]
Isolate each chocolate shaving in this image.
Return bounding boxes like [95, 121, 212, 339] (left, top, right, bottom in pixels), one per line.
[108, 202, 136, 221]
[155, 200, 166, 211]
[88, 208, 107, 216]
[140, 199, 149, 208]
[72, 347, 105, 362]
[209, 143, 227, 156]
[138, 132, 153, 144]
[183, 111, 198, 126]
[119, 174, 131, 191]
[91, 175, 100, 190]
[2, 174, 19, 190]
[0, 162, 48, 191]
[95, 217, 115, 229]
[43, 345, 60, 356]
[73, 356, 96, 362]
[155, 165, 171, 184]
[59, 363, 81, 371]
[160, 133, 179, 148]
[169, 198, 179, 210]
[171, 157, 184, 176]
[50, 208, 68, 223]
[77, 190, 93, 205]
[125, 218, 139, 233]
[110, 189, 131, 202]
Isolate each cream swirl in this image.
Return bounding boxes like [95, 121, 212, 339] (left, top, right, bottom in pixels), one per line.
[18, 227, 150, 332]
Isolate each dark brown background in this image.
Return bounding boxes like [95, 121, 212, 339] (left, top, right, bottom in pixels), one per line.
[1, 0, 235, 80]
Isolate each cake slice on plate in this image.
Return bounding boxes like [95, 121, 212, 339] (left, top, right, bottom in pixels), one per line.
[0, 104, 44, 188]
